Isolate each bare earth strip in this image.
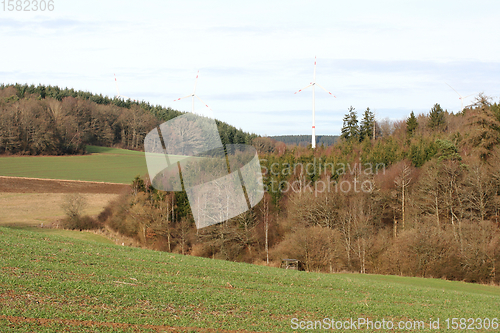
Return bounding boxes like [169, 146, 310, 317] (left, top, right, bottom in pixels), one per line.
[0, 315, 258, 333]
[0, 176, 130, 194]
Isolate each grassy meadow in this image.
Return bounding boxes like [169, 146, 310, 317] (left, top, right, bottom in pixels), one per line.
[0, 146, 152, 184]
[1, 227, 499, 332]
[1, 145, 499, 332]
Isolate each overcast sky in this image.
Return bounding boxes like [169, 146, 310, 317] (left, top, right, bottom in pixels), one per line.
[1, 0, 499, 136]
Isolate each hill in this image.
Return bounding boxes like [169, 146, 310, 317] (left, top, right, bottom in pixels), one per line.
[0, 84, 257, 156]
[87, 99, 500, 286]
[270, 134, 339, 147]
[0, 226, 499, 332]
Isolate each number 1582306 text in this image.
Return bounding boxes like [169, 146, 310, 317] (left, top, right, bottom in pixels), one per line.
[1, 0, 54, 11]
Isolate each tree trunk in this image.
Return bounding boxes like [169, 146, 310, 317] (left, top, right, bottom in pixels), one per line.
[393, 218, 398, 238]
[265, 202, 269, 265]
[402, 179, 405, 230]
[435, 195, 440, 229]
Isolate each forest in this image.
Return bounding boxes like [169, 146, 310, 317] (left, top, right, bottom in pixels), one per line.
[100, 97, 500, 284]
[2, 83, 500, 284]
[0, 84, 256, 155]
[270, 135, 339, 147]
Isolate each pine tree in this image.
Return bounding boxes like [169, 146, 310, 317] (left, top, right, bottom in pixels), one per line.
[466, 94, 500, 159]
[435, 139, 461, 161]
[359, 107, 375, 141]
[428, 103, 446, 130]
[341, 106, 359, 141]
[406, 111, 418, 136]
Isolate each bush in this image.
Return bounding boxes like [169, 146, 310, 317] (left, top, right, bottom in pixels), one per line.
[62, 215, 102, 230]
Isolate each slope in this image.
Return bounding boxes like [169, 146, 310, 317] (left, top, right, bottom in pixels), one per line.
[0, 227, 498, 332]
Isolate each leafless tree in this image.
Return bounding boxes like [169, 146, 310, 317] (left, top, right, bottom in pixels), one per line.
[394, 161, 412, 232]
[61, 193, 87, 221]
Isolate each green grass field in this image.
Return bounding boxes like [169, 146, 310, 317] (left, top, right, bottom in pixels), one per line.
[0, 227, 499, 332]
[0, 146, 185, 184]
[8, 226, 115, 245]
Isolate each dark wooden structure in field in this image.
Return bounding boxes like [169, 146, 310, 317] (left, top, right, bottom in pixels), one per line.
[280, 259, 304, 271]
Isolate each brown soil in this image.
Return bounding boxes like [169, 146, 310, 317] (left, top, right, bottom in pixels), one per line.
[0, 176, 130, 194]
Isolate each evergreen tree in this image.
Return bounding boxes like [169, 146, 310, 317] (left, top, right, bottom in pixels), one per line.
[435, 139, 461, 161]
[341, 106, 359, 141]
[466, 95, 500, 160]
[406, 111, 418, 136]
[359, 107, 375, 141]
[428, 103, 446, 130]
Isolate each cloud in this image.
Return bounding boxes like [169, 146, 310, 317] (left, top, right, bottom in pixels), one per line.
[321, 59, 500, 79]
[0, 17, 86, 31]
[207, 25, 275, 35]
[0, 17, 140, 37]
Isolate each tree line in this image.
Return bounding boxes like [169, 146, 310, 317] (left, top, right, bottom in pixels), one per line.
[271, 135, 339, 147]
[0, 84, 257, 155]
[66, 93, 500, 285]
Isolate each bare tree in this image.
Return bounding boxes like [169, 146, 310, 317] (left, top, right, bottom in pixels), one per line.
[394, 161, 412, 232]
[235, 209, 258, 255]
[61, 193, 87, 221]
[462, 159, 497, 222]
[261, 194, 270, 264]
[418, 161, 443, 229]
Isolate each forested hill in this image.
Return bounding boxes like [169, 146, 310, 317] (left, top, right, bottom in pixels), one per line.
[0, 83, 257, 155]
[270, 135, 339, 147]
[85, 95, 500, 285]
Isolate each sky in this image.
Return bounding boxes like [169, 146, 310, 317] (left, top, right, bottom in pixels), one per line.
[1, 0, 500, 136]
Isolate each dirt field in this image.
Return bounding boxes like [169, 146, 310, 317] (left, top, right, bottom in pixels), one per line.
[0, 176, 130, 194]
[0, 176, 130, 226]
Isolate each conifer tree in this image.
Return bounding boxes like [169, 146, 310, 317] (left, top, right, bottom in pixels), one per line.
[428, 103, 446, 130]
[341, 106, 359, 141]
[466, 94, 500, 159]
[359, 107, 375, 141]
[406, 111, 418, 136]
